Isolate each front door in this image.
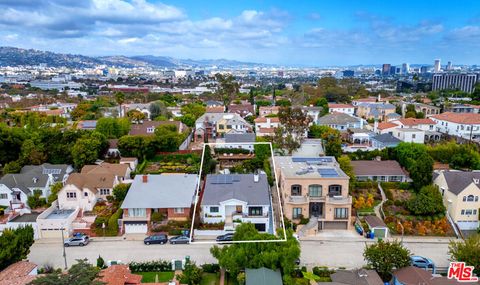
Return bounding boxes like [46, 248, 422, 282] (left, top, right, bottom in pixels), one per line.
[309, 202, 323, 217]
[236, 205, 242, 213]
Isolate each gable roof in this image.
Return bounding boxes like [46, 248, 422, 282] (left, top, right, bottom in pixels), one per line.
[254, 117, 280, 123]
[121, 174, 198, 209]
[98, 265, 142, 285]
[442, 171, 480, 195]
[331, 269, 383, 285]
[65, 173, 116, 193]
[351, 160, 407, 177]
[202, 174, 270, 205]
[371, 133, 402, 144]
[318, 113, 360, 125]
[81, 163, 129, 177]
[432, 112, 480, 124]
[393, 266, 478, 285]
[246, 267, 282, 285]
[128, 121, 185, 136]
[397, 118, 435, 126]
[328, 103, 354, 109]
[0, 261, 37, 285]
[377, 122, 397, 130]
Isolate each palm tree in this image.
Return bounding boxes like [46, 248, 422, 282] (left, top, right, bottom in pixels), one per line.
[115, 92, 125, 117]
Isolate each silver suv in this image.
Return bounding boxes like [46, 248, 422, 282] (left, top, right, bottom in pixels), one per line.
[64, 235, 89, 247]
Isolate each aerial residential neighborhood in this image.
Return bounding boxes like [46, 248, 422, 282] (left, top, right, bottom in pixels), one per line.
[1, 1, 480, 285]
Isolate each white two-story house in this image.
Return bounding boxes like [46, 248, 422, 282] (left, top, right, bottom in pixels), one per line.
[431, 112, 480, 139]
[201, 173, 272, 233]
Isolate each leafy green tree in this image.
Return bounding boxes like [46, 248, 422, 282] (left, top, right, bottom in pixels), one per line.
[309, 125, 342, 158]
[201, 145, 216, 176]
[0, 226, 34, 270]
[95, 118, 130, 139]
[20, 135, 47, 165]
[149, 101, 169, 119]
[29, 259, 103, 285]
[407, 185, 445, 216]
[154, 125, 183, 152]
[27, 190, 47, 209]
[338, 155, 355, 182]
[0, 124, 25, 165]
[113, 183, 131, 202]
[115, 91, 125, 116]
[117, 135, 156, 160]
[395, 143, 433, 190]
[96, 255, 106, 269]
[274, 107, 311, 155]
[71, 132, 107, 169]
[48, 182, 63, 205]
[449, 234, 480, 275]
[177, 261, 203, 285]
[3, 160, 23, 174]
[127, 110, 146, 123]
[215, 73, 240, 106]
[178, 113, 196, 127]
[363, 240, 411, 281]
[210, 223, 300, 285]
[181, 103, 206, 120]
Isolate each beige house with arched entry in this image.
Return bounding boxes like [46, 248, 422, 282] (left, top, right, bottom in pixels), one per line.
[434, 170, 480, 230]
[274, 156, 352, 230]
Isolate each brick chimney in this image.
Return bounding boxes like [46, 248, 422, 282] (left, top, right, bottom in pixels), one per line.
[142, 175, 148, 183]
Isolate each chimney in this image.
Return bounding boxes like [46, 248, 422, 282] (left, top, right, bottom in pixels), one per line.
[253, 171, 259, 183]
[373, 119, 378, 133]
[142, 175, 148, 183]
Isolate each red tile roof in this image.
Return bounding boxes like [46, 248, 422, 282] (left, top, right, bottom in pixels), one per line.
[328, 103, 354, 109]
[98, 265, 143, 285]
[254, 117, 280, 123]
[377, 122, 397, 130]
[397, 118, 435, 126]
[206, 106, 225, 113]
[0, 261, 37, 285]
[432, 112, 480, 124]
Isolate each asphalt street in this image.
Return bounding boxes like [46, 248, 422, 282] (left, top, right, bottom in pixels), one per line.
[27, 238, 452, 269]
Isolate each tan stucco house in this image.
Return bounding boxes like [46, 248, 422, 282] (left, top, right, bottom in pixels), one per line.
[274, 156, 352, 230]
[434, 170, 480, 230]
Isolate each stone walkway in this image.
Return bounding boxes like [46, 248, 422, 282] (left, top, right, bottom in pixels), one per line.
[373, 182, 387, 219]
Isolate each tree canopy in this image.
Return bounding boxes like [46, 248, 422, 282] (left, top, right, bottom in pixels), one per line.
[363, 240, 411, 281]
[29, 259, 103, 285]
[449, 234, 480, 275]
[406, 184, 445, 216]
[274, 107, 311, 155]
[210, 223, 300, 285]
[0, 226, 34, 271]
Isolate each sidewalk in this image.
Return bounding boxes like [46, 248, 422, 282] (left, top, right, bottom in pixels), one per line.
[300, 233, 457, 244]
[34, 234, 147, 244]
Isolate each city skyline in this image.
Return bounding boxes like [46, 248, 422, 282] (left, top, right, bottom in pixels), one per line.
[0, 0, 480, 66]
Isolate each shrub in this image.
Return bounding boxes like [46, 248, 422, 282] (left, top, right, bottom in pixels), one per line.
[97, 255, 106, 269]
[151, 212, 165, 223]
[312, 266, 335, 278]
[393, 200, 404, 207]
[105, 208, 123, 236]
[129, 260, 172, 272]
[299, 217, 310, 225]
[201, 263, 220, 273]
[106, 195, 115, 203]
[214, 148, 251, 155]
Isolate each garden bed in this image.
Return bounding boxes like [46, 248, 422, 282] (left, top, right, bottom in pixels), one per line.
[143, 153, 201, 174]
[351, 182, 382, 215]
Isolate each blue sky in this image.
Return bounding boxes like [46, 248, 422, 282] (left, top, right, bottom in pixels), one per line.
[0, 0, 479, 66]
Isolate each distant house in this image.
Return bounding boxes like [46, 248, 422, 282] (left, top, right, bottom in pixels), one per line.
[411, 102, 441, 117]
[228, 103, 255, 118]
[206, 106, 225, 113]
[0, 261, 38, 285]
[445, 103, 480, 114]
[356, 102, 396, 121]
[128, 121, 187, 136]
[98, 265, 143, 285]
[317, 113, 364, 131]
[258, 106, 280, 117]
[77, 120, 97, 130]
[121, 174, 198, 234]
[0, 163, 73, 212]
[221, 133, 256, 150]
[330, 269, 383, 285]
[195, 113, 252, 142]
[434, 170, 480, 231]
[121, 103, 151, 119]
[431, 112, 480, 139]
[246, 268, 282, 285]
[328, 103, 355, 115]
[301, 106, 323, 123]
[375, 122, 398, 134]
[351, 159, 409, 182]
[392, 128, 425, 144]
[254, 117, 280, 137]
[81, 163, 131, 182]
[393, 266, 477, 285]
[370, 133, 401, 149]
[205, 100, 224, 107]
[201, 174, 272, 233]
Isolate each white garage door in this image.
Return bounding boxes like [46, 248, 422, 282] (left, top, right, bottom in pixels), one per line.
[125, 222, 148, 234]
[457, 221, 479, 230]
[40, 229, 63, 239]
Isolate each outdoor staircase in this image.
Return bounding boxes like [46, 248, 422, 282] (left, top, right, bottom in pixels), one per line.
[298, 216, 318, 237]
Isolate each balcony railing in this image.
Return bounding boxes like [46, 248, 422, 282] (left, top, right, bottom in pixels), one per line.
[326, 195, 352, 205]
[288, 195, 308, 204]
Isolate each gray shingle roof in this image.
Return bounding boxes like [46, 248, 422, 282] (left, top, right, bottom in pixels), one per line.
[318, 113, 360, 125]
[371, 133, 402, 144]
[0, 163, 72, 195]
[202, 174, 270, 206]
[246, 268, 282, 285]
[351, 160, 407, 177]
[224, 133, 256, 143]
[121, 174, 198, 209]
[443, 171, 480, 195]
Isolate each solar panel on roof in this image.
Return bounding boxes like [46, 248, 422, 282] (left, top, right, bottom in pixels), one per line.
[42, 169, 61, 175]
[318, 168, 339, 177]
[292, 157, 333, 163]
[211, 175, 233, 184]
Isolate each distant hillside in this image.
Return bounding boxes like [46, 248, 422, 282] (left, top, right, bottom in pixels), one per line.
[0, 46, 270, 69]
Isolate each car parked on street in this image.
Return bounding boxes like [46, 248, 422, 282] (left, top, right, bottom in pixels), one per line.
[169, 235, 191, 244]
[216, 233, 234, 242]
[64, 235, 89, 247]
[410, 255, 435, 272]
[144, 234, 168, 245]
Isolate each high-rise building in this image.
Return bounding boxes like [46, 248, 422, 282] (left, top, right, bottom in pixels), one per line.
[446, 61, 453, 71]
[401, 63, 410, 75]
[434, 59, 441, 73]
[432, 73, 478, 93]
[382, 64, 391, 76]
[420, 66, 428, 74]
[391, 66, 398, 75]
[342, 70, 354, 77]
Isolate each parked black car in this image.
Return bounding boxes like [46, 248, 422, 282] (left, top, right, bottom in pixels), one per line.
[169, 235, 191, 244]
[144, 234, 168, 245]
[216, 233, 234, 242]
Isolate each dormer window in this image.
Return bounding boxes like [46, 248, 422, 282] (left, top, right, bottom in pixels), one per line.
[146, 127, 155, 133]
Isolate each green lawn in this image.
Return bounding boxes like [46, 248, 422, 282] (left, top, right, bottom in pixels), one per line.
[136, 271, 175, 282]
[200, 273, 220, 285]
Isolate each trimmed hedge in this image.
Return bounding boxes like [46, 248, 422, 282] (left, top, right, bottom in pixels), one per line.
[129, 260, 172, 272]
[105, 208, 122, 236]
[201, 263, 220, 273]
[214, 148, 251, 155]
